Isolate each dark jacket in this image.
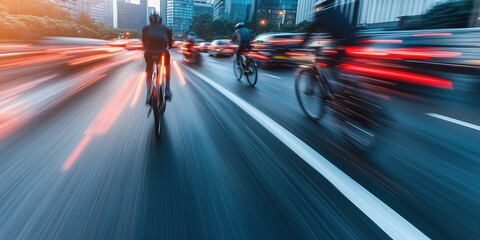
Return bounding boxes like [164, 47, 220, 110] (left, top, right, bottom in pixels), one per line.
[231, 27, 251, 43]
[142, 23, 172, 51]
[303, 8, 357, 47]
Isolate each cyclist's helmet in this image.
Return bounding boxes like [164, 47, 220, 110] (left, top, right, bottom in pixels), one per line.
[235, 22, 245, 30]
[149, 13, 162, 24]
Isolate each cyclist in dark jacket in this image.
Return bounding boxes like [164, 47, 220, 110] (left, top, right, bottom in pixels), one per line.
[302, 0, 357, 64]
[231, 22, 251, 62]
[142, 13, 173, 102]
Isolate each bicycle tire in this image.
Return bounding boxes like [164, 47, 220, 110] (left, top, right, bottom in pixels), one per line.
[233, 59, 242, 81]
[294, 68, 326, 121]
[245, 59, 257, 86]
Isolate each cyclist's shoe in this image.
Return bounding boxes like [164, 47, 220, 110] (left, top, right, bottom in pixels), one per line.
[146, 93, 151, 105]
[165, 88, 172, 101]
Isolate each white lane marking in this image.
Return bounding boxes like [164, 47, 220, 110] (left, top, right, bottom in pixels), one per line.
[264, 73, 282, 80]
[186, 67, 429, 240]
[205, 58, 220, 63]
[426, 113, 480, 131]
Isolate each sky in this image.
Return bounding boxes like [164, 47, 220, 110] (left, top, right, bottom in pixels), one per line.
[128, 0, 159, 8]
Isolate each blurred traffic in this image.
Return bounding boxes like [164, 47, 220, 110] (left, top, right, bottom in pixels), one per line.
[1, 0, 480, 239]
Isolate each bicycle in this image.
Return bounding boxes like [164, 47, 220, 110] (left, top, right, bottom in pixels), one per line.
[147, 52, 167, 139]
[233, 51, 258, 86]
[294, 48, 388, 153]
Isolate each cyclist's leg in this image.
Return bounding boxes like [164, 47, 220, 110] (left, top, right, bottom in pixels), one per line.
[164, 51, 172, 99]
[144, 52, 153, 103]
[236, 44, 245, 63]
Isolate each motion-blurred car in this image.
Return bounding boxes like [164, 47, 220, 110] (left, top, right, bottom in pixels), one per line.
[250, 33, 306, 66]
[208, 39, 235, 57]
[172, 41, 183, 48]
[107, 38, 128, 47]
[198, 42, 211, 52]
[125, 39, 143, 50]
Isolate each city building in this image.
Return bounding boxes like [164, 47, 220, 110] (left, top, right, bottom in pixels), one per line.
[213, 0, 225, 20]
[213, 0, 254, 22]
[194, 0, 213, 16]
[50, 0, 89, 17]
[255, 0, 298, 27]
[160, 0, 167, 24]
[166, 0, 194, 39]
[88, 0, 114, 28]
[116, 0, 148, 31]
[296, 0, 316, 24]
[315, 0, 450, 29]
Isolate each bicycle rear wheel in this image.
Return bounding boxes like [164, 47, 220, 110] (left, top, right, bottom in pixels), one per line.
[233, 59, 242, 81]
[295, 68, 326, 121]
[151, 64, 165, 140]
[245, 59, 257, 86]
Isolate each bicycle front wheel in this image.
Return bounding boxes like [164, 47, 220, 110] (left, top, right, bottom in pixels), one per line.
[233, 59, 242, 81]
[295, 68, 326, 121]
[245, 59, 257, 86]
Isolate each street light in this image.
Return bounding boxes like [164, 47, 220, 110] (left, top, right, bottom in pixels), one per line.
[260, 19, 266, 26]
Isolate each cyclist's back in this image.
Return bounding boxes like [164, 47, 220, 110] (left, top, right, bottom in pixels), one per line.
[303, 1, 357, 54]
[231, 22, 251, 61]
[142, 22, 171, 52]
[142, 13, 172, 101]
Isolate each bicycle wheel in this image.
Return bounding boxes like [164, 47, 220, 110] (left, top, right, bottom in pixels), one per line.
[333, 91, 383, 154]
[245, 59, 257, 86]
[295, 68, 326, 121]
[233, 59, 242, 81]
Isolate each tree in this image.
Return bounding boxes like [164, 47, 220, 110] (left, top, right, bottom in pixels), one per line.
[401, 0, 473, 30]
[77, 11, 95, 29]
[189, 13, 214, 40]
[0, 0, 71, 21]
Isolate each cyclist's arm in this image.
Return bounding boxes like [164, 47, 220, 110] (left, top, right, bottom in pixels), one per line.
[302, 13, 328, 47]
[142, 26, 148, 49]
[167, 28, 173, 49]
[231, 31, 238, 43]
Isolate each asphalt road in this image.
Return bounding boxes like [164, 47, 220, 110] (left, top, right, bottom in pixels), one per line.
[1, 48, 479, 239]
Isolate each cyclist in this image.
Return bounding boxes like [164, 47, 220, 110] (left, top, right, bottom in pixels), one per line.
[231, 22, 251, 64]
[300, 0, 357, 99]
[142, 13, 173, 103]
[185, 32, 197, 49]
[302, 0, 356, 54]
[183, 32, 197, 59]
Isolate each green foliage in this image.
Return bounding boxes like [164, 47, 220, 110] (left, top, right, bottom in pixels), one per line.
[0, 1, 138, 39]
[189, 13, 236, 41]
[401, 0, 473, 30]
[0, 0, 71, 21]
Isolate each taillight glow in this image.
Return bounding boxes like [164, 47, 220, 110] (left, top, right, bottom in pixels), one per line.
[360, 39, 403, 44]
[285, 52, 307, 57]
[345, 47, 461, 60]
[269, 39, 303, 45]
[340, 64, 453, 89]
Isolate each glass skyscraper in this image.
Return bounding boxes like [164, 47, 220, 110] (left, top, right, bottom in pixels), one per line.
[213, 0, 254, 22]
[167, 0, 194, 38]
[255, 0, 298, 26]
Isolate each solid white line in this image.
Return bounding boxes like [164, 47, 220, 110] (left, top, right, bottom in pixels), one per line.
[264, 73, 282, 79]
[205, 58, 219, 63]
[186, 67, 429, 240]
[426, 113, 480, 131]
